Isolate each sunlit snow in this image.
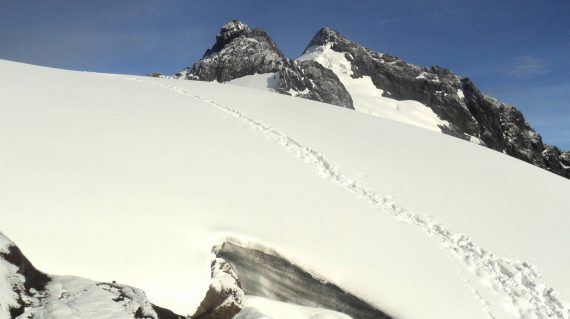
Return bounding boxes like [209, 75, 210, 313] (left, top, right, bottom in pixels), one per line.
[1, 60, 568, 319]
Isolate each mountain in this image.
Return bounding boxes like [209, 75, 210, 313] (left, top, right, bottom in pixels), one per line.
[177, 20, 570, 179]
[175, 20, 353, 109]
[1, 59, 569, 319]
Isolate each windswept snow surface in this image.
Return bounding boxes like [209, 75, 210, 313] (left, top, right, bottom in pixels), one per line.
[298, 43, 449, 132]
[1, 59, 569, 319]
[227, 72, 279, 92]
[237, 296, 352, 319]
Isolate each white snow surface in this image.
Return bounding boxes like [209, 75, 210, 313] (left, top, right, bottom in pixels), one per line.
[458, 88, 465, 99]
[1, 59, 569, 319]
[227, 72, 279, 92]
[236, 296, 352, 319]
[298, 44, 449, 132]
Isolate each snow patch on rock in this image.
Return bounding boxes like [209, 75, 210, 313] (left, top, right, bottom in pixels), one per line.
[299, 43, 449, 132]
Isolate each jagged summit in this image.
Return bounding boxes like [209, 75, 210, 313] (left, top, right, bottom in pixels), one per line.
[203, 20, 250, 57]
[177, 21, 354, 109]
[221, 19, 249, 35]
[202, 19, 277, 58]
[177, 20, 284, 82]
[304, 27, 350, 52]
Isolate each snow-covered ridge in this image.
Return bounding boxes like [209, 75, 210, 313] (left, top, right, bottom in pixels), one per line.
[298, 43, 449, 132]
[1, 59, 569, 319]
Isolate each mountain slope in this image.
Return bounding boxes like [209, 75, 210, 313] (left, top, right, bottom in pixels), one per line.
[301, 27, 570, 178]
[1, 59, 569, 319]
[177, 21, 569, 179]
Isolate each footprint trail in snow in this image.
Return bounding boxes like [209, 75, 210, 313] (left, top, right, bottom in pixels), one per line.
[119, 75, 569, 319]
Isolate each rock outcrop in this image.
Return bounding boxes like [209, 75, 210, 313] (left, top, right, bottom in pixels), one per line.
[303, 27, 570, 178]
[214, 241, 392, 319]
[192, 257, 244, 319]
[0, 232, 185, 319]
[176, 20, 353, 109]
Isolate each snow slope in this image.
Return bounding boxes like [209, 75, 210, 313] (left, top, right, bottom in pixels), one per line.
[237, 296, 352, 319]
[1, 59, 569, 319]
[227, 72, 279, 92]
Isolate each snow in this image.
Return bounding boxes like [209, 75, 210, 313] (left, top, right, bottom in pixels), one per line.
[468, 135, 485, 145]
[298, 44, 449, 132]
[287, 87, 311, 97]
[0, 261, 20, 319]
[237, 296, 352, 319]
[18, 276, 159, 319]
[458, 89, 465, 99]
[227, 72, 279, 92]
[1, 59, 569, 319]
[0, 233, 12, 254]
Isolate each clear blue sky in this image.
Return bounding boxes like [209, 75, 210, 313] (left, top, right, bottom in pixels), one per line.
[1, 0, 568, 148]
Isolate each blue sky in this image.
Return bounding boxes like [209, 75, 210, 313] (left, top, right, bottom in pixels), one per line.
[1, 0, 568, 148]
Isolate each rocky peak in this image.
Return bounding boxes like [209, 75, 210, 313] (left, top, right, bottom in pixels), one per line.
[205, 20, 251, 57]
[179, 20, 285, 82]
[177, 21, 353, 109]
[305, 27, 346, 49]
[220, 20, 249, 36]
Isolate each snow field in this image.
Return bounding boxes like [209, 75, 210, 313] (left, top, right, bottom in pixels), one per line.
[1, 59, 568, 319]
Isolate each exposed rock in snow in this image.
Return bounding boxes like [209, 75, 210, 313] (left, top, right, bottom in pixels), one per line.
[0, 232, 49, 319]
[178, 20, 284, 83]
[193, 257, 244, 319]
[0, 231, 185, 319]
[278, 59, 353, 108]
[214, 241, 391, 319]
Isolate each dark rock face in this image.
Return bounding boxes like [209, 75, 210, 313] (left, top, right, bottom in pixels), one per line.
[181, 20, 284, 83]
[151, 304, 187, 319]
[193, 258, 244, 319]
[303, 27, 569, 178]
[177, 20, 353, 109]
[215, 242, 392, 319]
[277, 59, 353, 108]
